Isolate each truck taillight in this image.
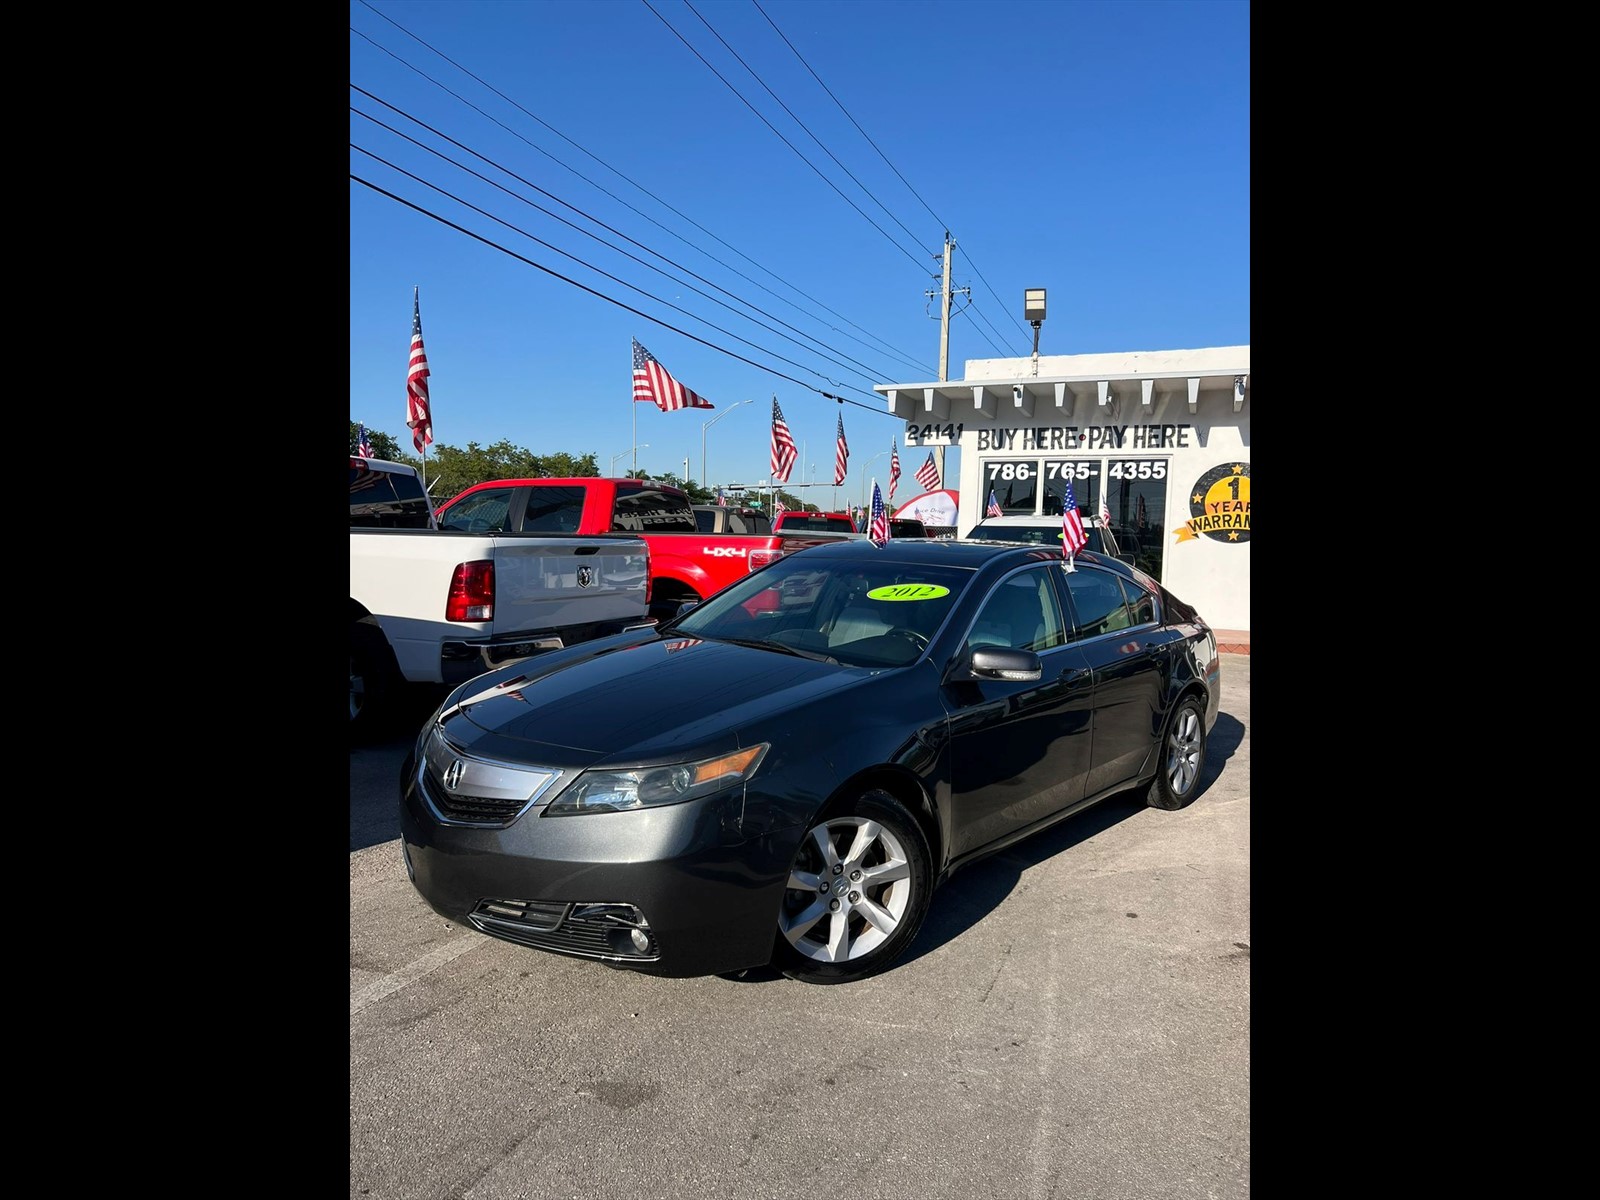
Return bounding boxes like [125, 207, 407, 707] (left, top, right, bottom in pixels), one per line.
[446, 560, 495, 621]
[748, 548, 783, 572]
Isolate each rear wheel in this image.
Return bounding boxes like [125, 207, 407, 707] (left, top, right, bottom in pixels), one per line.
[1147, 695, 1207, 810]
[773, 790, 931, 984]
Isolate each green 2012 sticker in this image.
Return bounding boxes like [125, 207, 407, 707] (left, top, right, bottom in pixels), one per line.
[865, 584, 950, 601]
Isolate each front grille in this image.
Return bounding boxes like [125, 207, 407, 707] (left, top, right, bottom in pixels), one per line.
[417, 724, 561, 827]
[420, 766, 528, 824]
[469, 899, 661, 962]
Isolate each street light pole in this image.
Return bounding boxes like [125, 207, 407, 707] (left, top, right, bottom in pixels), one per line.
[860, 451, 887, 511]
[701, 398, 754, 490]
[611, 444, 648, 475]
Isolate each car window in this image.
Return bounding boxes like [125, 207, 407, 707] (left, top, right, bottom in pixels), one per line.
[1122, 576, 1156, 626]
[518, 487, 586, 533]
[969, 521, 1115, 556]
[437, 488, 514, 533]
[613, 487, 697, 532]
[350, 465, 434, 528]
[1062, 568, 1133, 639]
[677, 558, 968, 668]
[965, 567, 1066, 654]
[694, 509, 715, 532]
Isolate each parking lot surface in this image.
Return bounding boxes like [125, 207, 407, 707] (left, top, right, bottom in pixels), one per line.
[350, 654, 1249, 1199]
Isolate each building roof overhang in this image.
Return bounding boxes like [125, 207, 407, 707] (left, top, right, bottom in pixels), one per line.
[874, 347, 1249, 421]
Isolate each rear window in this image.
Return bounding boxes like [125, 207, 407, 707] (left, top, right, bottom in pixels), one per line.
[782, 514, 856, 532]
[350, 462, 434, 528]
[968, 521, 1112, 554]
[612, 486, 696, 533]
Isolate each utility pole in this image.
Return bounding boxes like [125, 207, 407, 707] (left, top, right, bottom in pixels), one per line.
[924, 231, 969, 488]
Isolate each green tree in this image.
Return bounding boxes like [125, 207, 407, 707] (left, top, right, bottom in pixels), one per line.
[346, 426, 730, 506]
[349, 421, 404, 461]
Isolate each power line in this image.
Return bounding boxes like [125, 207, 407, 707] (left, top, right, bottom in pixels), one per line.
[683, 0, 932, 256]
[957, 244, 1032, 347]
[640, 0, 931, 274]
[351, 173, 897, 420]
[752, 0, 1032, 347]
[352, 100, 893, 387]
[352, 5, 934, 376]
[352, 141, 885, 391]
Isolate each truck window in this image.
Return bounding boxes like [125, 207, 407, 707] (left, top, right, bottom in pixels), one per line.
[438, 488, 514, 533]
[350, 464, 434, 528]
[520, 488, 586, 533]
[612, 486, 697, 533]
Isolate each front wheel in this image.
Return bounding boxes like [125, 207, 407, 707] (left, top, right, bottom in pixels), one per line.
[773, 790, 932, 984]
[1147, 695, 1207, 810]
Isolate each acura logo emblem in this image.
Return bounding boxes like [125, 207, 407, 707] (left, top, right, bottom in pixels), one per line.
[577, 565, 594, 588]
[443, 759, 465, 790]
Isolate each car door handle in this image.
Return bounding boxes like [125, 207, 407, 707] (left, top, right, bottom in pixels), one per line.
[1061, 666, 1089, 681]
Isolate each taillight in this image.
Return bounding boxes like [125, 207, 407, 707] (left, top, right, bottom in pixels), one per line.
[748, 548, 783, 572]
[644, 545, 652, 606]
[446, 560, 495, 621]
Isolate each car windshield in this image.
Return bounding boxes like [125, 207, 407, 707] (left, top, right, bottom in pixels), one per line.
[672, 555, 971, 668]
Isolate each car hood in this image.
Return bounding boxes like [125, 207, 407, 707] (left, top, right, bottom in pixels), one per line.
[439, 634, 863, 764]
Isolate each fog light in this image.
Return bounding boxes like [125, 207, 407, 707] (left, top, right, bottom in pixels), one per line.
[630, 928, 649, 953]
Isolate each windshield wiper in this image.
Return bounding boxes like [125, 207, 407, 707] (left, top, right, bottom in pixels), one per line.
[719, 636, 838, 664]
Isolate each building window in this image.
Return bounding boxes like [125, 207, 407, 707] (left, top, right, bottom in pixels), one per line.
[981, 456, 1168, 582]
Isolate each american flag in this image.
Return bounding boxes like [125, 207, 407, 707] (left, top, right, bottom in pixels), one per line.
[406, 289, 433, 454]
[716, 487, 727, 507]
[632, 339, 714, 411]
[1098, 491, 1111, 528]
[986, 489, 1002, 517]
[1061, 478, 1088, 567]
[774, 497, 787, 514]
[357, 423, 374, 459]
[914, 452, 939, 492]
[769, 396, 797, 482]
[868, 482, 888, 545]
[833, 413, 849, 486]
[888, 439, 901, 500]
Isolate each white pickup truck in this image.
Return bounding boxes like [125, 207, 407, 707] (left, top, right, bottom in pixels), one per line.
[350, 457, 654, 733]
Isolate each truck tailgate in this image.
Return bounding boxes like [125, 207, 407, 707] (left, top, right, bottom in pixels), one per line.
[489, 534, 650, 632]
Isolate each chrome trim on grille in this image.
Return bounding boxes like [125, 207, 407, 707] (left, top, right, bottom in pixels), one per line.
[418, 724, 566, 827]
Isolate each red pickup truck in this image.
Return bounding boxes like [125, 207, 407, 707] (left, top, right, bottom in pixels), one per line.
[772, 511, 859, 535]
[435, 478, 837, 619]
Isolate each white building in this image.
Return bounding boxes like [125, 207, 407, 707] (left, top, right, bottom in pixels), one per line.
[876, 345, 1250, 641]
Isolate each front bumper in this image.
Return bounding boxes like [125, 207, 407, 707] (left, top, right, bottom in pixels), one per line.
[399, 746, 794, 978]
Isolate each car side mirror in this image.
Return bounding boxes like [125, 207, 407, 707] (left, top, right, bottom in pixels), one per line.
[959, 646, 1042, 682]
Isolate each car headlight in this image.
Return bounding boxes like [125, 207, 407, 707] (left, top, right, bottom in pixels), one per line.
[545, 744, 769, 815]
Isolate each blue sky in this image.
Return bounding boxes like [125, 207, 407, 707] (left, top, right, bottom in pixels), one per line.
[350, 0, 1250, 508]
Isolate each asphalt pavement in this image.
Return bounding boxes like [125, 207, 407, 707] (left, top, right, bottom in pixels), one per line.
[349, 653, 1249, 1199]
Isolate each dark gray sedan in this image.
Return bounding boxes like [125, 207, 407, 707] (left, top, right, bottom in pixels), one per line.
[399, 538, 1219, 984]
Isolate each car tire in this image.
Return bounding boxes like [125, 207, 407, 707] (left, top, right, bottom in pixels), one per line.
[350, 619, 397, 737]
[773, 789, 932, 985]
[1147, 694, 1207, 810]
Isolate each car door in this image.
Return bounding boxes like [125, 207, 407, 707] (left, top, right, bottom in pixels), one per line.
[1054, 565, 1168, 798]
[944, 565, 1095, 859]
